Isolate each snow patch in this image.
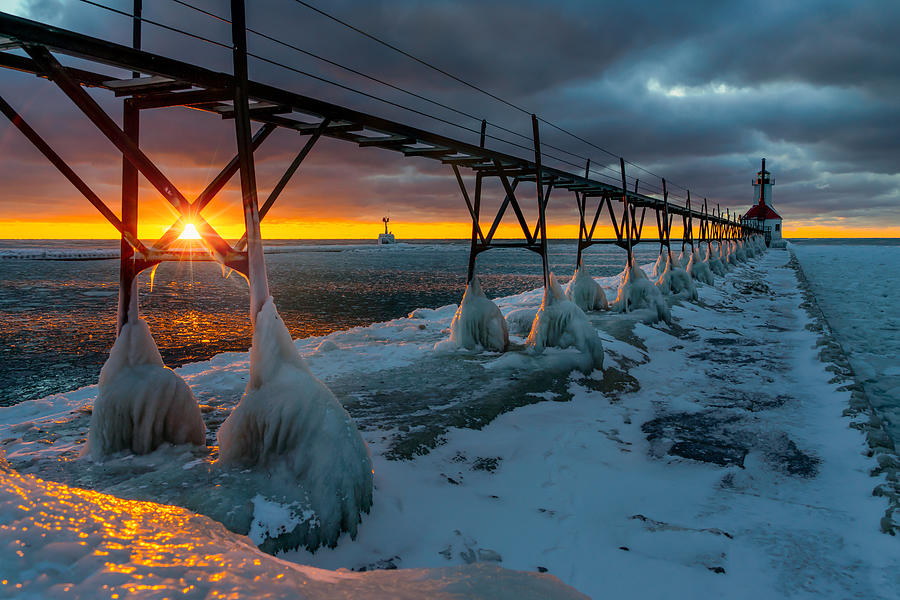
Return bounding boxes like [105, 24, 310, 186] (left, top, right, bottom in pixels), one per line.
[505, 307, 539, 337]
[249, 494, 320, 546]
[314, 339, 340, 354]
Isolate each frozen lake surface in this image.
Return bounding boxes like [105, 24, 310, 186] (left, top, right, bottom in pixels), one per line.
[2, 246, 897, 598]
[792, 242, 900, 446]
[0, 239, 661, 406]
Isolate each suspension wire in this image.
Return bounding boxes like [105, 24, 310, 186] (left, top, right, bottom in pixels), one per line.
[291, 0, 700, 194]
[73, 0, 519, 153]
[292, 0, 532, 118]
[168, 0, 621, 174]
[75, 0, 230, 50]
[74, 0, 669, 198]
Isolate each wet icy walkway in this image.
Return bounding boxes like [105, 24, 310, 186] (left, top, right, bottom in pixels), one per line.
[273, 250, 899, 598]
[1, 250, 897, 598]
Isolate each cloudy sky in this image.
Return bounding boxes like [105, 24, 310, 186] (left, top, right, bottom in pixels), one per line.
[0, 0, 897, 238]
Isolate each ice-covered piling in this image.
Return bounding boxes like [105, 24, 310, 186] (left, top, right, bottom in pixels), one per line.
[527, 274, 603, 371]
[656, 252, 698, 300]
[87, 319, 205, 459]
[565, 264, 608, 312]
[217, 298, 373, 551]
[612, 258, 671, 323]
[687, 246, 715, 285]
[447, 276, 509, 352]
[707, 244, 727, 276]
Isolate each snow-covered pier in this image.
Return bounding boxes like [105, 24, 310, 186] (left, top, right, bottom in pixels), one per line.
[9, 4, 897, 599]
[0, 2, 764, 561]
[2, 247, 897, 598]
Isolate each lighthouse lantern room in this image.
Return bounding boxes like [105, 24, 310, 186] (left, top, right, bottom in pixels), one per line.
[742, 158, 783, 247]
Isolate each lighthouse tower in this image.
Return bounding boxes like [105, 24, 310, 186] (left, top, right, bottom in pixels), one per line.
[741, 158, 783, 247]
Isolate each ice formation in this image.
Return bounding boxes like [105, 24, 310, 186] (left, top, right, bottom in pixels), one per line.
[651, 251, 666, 279]
[612, 259, 671, 323]
[505, 307, 539, 336]
[565, 264, 608, 312]
[706, 244, 728, 277]
[655, 252, 698, 300]
[447, 277, 509, 352]
[526, 274, 604, 371]
[754, 236, 766, 254]
[87, 318, 205, 459]
[733, 240, 747, 262]
[686, 246, 715, 285]
[0, 460, 584, 599]
[217, 297, 373, 551]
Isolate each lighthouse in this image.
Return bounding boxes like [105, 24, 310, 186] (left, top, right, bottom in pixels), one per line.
[741, 158, 783, 247]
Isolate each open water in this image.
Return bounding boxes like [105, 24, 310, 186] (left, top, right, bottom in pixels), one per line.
[0, 238, 661, 406]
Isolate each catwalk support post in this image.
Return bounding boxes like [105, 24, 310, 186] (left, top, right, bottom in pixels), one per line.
[231, 0, 268, 322]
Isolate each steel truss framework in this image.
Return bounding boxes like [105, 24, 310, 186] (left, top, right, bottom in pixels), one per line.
[0, 6, 760, 331]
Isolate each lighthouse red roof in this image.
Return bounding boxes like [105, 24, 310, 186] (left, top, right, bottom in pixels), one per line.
[743, 203, 781, 220]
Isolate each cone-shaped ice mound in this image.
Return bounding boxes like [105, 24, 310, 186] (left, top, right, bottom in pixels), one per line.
[565, 264, 608, 312]
[447, 276, 509, 352]
[706, 244, 727, 277]
[217, 298, 373, 551]
[687, 247, 715, 285]
[725, 241, 737, 265]
[733, 240, 747, 262]
[656, 252, 698, 300]
[612, 259, 670, 323]
[88, 319, 205, 459]
[651, 252, 665, 279]
[527, 274, 603, 371]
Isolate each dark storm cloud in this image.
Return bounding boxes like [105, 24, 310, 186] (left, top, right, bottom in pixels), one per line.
[0, 0, 897, 231]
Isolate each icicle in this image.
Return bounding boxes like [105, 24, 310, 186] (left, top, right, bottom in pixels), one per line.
[147, 262, 160, 293]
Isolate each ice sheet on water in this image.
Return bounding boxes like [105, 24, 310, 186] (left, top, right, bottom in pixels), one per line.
[87, 318, 205, 459]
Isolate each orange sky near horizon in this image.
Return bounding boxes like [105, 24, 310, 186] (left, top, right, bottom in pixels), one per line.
[0, 217, 897, 240]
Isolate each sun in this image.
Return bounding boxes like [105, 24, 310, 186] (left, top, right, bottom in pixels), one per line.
[179, 223, 202, 240]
